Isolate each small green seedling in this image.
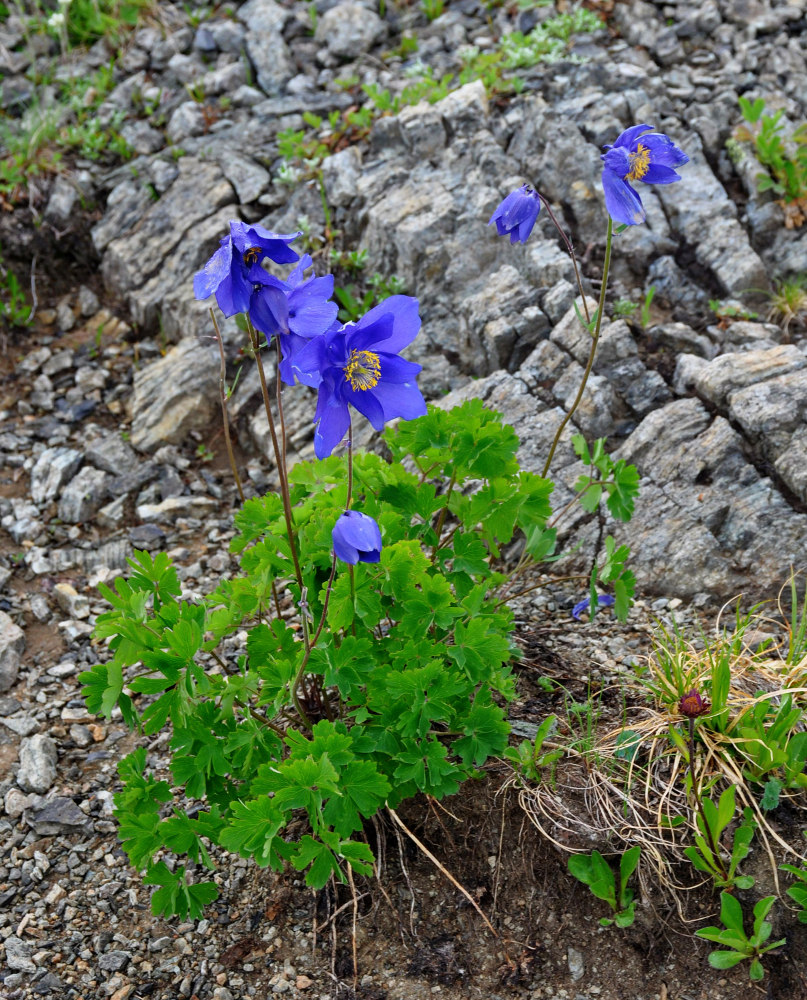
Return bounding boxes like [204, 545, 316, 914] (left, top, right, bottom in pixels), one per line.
[695, 893, 785, 981]
[567, 845, 641, 927]
[780, 862, 807, 923]
[504, 714, 562, 782]
[682, 784, 756, 890]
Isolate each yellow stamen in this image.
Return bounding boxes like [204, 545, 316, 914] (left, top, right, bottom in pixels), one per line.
[243, 246, 262, 265]
[345, 350, 381, 391]
[627, 143, 650, 181]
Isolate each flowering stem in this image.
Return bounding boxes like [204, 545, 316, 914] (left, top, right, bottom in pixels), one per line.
[208, 308, 245, 504]
[246, 317, 306, 615]
[537, 194, 591, 326]
[687, 717, 728, 881]
[541, 217, 613, 479]
[275, 338, 289, 472]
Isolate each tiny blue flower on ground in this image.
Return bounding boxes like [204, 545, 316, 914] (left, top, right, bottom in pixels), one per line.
[248, 254, 339, 382]
[193, 220, 301, 316]
[290, 295, 427, 459]
[572, 593, 616, 620]
[488, 184, 542, 244]
[601, 124, 688, 227]
[332, 510, 383, 564]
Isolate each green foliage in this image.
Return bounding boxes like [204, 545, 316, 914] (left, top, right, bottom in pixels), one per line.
[46, 0, 151, 48]
[737, 96, 807, 213]
[86, 400, 629, 914]
[334, 272, 406, 323]
[780, 862, 807, 923]
[0, 258, 32, 329]
[499, 8, 601, 69]
[420, 0, 444, 21]
[504, 714, 562, 782]
[567, 846, 641, 927]
[682, 785, 756, 891]
[696, 893, 785, 981]
[709, 299, 759, 322]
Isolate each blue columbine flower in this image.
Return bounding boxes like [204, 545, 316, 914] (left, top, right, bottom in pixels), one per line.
[332, 509, 383, 564]
[488, 184, 542, 244]
[248, 254, 339, 382]
[572, 593, 616, 621]
[290, 295, 427, 459]
[601, 124, 688, 227]
[193, 220, 302, 316]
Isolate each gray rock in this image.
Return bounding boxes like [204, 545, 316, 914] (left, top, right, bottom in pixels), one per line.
[129, 337, 220, 453]
[101, 158, 234, 298]
[85, 431, 139, 475]
[4, 787, 35, 818]
[315, 1, 386, 60]
[96, 495, 128, 531]
[91, 179, 153, 253]
[1, 714, 38, 736]
[207, 19, 246, 53]
[136, 496, 219, 522]
[18, 734, 58, 794]
[0, 610, 24, 693]
[77, 284, 100, 317]
[98, 950, 132, 972]
[567, 946, 585, 981]
[775, 426, 807, 501]
[3, 935, 36, 973]
[238, 0, 293, 95]
[53, 583, 90, 619]
[44, 175, 78, 227]
[120, 119, 165, 155]
[57, 466, 110, 523]
[218, 151, 270, 205]
[203, 61, 246, 96]
[31, 796, 89, 834]
[693, 345, 807, 407]
[654, 136, 768, 297]
[321, 146, 362, 208]
[30, 447, 83, 503]
[166, 101, 206, 143]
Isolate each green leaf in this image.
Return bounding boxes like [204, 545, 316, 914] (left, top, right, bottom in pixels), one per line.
[707, 950, 749, 970]
[252, 755, 340, 822]
[80, 661, 123, 719]
[452, 696, 510, 766]
[619, 846, 640, 902]
[719, 892, 745, 935]
[219, 797, 285, 868]
[291, 835, 342, 888]
[447, 618, 511, 684]
[322, 759, 391, 836]
[393, 737, 463, 798]
[143, 862, 218, 920]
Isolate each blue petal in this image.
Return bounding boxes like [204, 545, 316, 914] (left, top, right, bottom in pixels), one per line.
[223, 265, 253, 316]
[640, 163, 682, 185]
[250, 284, 289, 338]
[314, 386, 351, 459]
[641, 133, 689, 168]
[370, 379, 427, 423]
[288, 334, 328, 388]
[610, 123, 653, 150]
[193, 240, 233, 301]
[572, 597, 590, 621]
[344, 384, 386, 431]
[376, 352, 421, 384]
[602, 168, 646, 226]
[332, 510, 382, 564]
[288, 293, 339, 338]
[602, 146, 631, 178]
[351, 296, 421, 354]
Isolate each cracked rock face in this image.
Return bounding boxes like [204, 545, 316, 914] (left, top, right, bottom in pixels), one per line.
[5, 0, 806, 612]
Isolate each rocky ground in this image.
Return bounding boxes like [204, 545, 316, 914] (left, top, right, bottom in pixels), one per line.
[1, 0, 807, 997]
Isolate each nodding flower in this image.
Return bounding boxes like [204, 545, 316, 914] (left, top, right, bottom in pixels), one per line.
[332, 510, 383, 564]
[679, 689, 710, 719]
[488, 184, 542, 244]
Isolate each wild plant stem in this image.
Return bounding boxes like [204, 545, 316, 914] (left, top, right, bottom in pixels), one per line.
[275, 337, 289, 473]
[542, 217, 613, 480]
[246, 317, 306, 619]
[209, 308, 245, 504]
[538, 194, 591, 326]
[687, 717, 728, 881]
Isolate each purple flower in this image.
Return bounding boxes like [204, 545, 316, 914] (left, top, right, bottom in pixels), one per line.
[248, 254, 339, 382]
[290, 295, 427, 459]
[601, 124, 688, 227]
[332, 510, 383, 564]
[572, 593, 616, 621]
[193, 220, 301, 316]
[679, 689, 710, 719]
[488, 184, 542, 244]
